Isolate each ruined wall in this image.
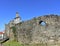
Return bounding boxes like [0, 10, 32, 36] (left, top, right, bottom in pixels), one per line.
[14, 15, 60, 44]
[5, 23, 15, 40]
[5, 24, 10, 37]
[5, 15, 60, 44]
[32, 15, 60, 43]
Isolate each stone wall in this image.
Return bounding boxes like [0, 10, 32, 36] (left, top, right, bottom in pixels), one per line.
[5, 15, 60, 44]
[15, 15, 60, 44]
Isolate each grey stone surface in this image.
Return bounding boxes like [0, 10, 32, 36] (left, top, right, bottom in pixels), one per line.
[5, 14, 60, 44]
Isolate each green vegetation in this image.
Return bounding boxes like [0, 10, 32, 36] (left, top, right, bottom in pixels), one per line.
[11, 26, 16, 33]
[3, 40, 31, 46]
[3, 40, 21, 46]
[11, 26, 17, 41]
[3, 40, 60, 46]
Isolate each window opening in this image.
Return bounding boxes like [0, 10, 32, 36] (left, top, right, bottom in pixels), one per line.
[39, 21, 46, 26]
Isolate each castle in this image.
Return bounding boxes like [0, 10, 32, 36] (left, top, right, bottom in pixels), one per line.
[5, 13, 60, 44]
[5, 12, 21, 40]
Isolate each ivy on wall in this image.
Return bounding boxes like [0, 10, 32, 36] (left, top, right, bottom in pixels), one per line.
[11, 26, 17, 41]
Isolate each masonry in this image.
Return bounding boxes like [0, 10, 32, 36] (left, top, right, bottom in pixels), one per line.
[5, 13, 60, 44]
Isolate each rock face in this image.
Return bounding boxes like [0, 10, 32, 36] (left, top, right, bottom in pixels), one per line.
[5, 14, 60, 44]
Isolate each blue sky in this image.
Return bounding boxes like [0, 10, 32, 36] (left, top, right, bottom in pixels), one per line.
[0, 0, 60, 31]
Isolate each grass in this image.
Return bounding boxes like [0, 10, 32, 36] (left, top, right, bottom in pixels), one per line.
[3, 40, 21, 46]
[3, 40, 60, 46]
[3, 40, 46, 46]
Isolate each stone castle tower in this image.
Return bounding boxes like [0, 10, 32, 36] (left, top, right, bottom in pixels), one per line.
[5, 12, 21, 39]
[14, 12, 21, 24]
